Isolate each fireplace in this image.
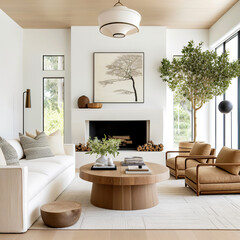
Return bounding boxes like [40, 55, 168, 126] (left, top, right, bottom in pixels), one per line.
[89, 120, 148, 150]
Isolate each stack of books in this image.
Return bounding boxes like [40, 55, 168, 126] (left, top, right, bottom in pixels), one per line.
[121, 156, 145, 166]
[125, 165, 151, 175]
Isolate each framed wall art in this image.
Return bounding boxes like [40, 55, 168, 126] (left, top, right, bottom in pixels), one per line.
[93, 52, 144, 103]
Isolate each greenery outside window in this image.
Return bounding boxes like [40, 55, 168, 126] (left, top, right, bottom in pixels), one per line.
[43, 78, 64, 136]
[43, 55, 64, 71]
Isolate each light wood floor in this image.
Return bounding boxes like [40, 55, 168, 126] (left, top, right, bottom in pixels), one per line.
[1, 230, 240, 240]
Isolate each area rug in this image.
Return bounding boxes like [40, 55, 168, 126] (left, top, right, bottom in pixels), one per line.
[31, 176, 240, 230]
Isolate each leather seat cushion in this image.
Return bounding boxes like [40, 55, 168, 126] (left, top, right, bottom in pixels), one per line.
[166, 157, 201, 170]
[185, 166, 240, 184]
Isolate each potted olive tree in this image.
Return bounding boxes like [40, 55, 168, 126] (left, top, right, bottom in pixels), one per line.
[159, 40, 240, 143]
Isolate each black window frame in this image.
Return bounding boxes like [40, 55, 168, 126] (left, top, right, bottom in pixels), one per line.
[215, 31, 240, 149]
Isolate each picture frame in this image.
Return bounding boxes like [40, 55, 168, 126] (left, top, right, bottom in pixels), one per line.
[93, 52, 144, 103]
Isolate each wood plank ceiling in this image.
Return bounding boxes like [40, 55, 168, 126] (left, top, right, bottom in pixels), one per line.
[0, 0, 238, 29]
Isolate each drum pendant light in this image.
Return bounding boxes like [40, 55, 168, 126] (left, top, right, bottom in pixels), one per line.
[98, 0, 141, 38]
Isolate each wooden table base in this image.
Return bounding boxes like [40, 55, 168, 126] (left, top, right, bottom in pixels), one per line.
[91, 183, 159, 210]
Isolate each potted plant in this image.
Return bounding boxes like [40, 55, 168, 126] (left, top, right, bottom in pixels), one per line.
[86, 135, 121, 166]
[159, 40, 240, 143]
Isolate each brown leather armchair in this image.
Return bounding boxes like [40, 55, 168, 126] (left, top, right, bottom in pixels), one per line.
[185, 146, 240, 196]
[166, 143, 215, 179]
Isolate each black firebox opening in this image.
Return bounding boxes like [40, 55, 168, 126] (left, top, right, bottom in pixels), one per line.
[89, 121, 147, 150]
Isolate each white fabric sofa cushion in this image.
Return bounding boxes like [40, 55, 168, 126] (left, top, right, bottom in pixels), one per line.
[27, 172, 50, 201]
[20, 155, 75, 201]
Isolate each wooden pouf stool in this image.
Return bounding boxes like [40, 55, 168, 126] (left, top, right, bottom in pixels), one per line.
[41, 201, 81, 228]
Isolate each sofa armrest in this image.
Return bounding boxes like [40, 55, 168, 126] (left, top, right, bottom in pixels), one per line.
[185, 156, 217, 169]
[0, 166, 28, 233]
[165, 150, 190, 161]
[64, 144, 75, 157]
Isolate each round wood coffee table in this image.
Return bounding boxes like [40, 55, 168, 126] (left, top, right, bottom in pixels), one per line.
[80, 162, 169, 210]
[41, 201, 81, 228]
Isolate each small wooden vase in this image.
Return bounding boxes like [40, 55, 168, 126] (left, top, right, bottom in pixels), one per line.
[78, 95, 89, 108]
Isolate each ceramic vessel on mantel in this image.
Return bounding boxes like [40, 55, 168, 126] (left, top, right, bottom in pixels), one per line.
[78, 95, 89, 108]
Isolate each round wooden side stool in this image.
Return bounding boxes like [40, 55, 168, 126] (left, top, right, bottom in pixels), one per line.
[40, 201, 81, 228]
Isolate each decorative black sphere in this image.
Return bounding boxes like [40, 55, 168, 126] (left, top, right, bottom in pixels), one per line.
[218, 100, 233, 114]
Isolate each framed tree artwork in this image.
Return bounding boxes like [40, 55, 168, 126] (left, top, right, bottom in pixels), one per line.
[93, 52, 144, 103]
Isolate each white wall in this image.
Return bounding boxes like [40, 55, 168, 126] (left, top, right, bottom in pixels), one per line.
[23, 29, 72, 142]
[71, 26, 211, 148]
[0, 10, 23, 139]
[71, 26, 167, 144]
[71, 26, 167, 109]
[209, 1, 240, 48]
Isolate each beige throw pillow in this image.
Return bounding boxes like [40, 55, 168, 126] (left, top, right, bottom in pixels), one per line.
[36, 130, 65, 155]
[25, 131, 36, 139]
[0, 148, 6, 166]
[189, 143, 211, 163]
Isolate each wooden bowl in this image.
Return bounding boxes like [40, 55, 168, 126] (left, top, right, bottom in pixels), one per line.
[87, 103, 102, 108]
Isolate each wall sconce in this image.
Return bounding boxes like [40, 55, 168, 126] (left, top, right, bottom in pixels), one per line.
[23, 89, 31, 133]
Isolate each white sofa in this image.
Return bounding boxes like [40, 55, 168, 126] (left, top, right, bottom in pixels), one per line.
[0, 140, 75, 233]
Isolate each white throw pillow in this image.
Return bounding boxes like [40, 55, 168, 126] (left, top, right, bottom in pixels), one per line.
[0, 148, 7, 166]
[36, 130, 65, 155]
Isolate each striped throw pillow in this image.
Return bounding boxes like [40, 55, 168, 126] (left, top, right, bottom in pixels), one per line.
[0, 137, 19, 165]
[19, 132, 54, 160]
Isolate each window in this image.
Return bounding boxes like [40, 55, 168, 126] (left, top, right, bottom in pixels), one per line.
[215, 32, 239, 150]
[173, 55, 193, 148]
[225, 36, 238, 149]
[43, 55, 64, 71]
[43, 78, 64, 136]
[173, 95, 192, 148]
[43, 55, 65, 138]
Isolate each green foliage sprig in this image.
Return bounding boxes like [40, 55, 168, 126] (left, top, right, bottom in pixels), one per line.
[86, 135, 121, 158]
[159, 40, 240, 142]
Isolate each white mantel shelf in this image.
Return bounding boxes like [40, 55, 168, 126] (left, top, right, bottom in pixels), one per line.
[72, 108, 164, 145]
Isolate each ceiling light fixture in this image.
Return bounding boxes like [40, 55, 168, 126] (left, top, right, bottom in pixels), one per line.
[98, 0, 141, 38]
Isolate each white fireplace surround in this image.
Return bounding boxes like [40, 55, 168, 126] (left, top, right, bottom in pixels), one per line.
[72, 108, 163, 145]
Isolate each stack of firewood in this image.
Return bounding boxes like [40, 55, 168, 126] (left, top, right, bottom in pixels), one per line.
[110, 135, 133, 147]
[137, 141, 164, 152]
[75, 143, 91, 152]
